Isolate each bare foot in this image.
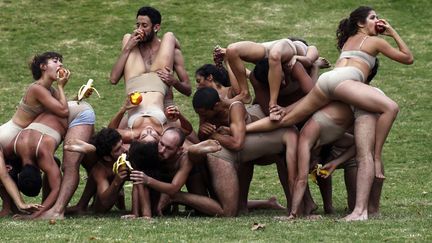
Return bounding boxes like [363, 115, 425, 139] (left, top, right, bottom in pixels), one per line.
[121, 214, 137, 219]
[268, 196, 286, 210]
[189, 140, 222, 155]
[274, 214, 296, 221]
[304, 214, 323, 220]
[374, 164, 386, 179]
[64, 139, 95, 153]
[315, 57, 331, 69]
[65, 205, 88, 215]
[37, 209, 65, 220]
[304, 201, 318, 215]
[342, 211, 368, 221]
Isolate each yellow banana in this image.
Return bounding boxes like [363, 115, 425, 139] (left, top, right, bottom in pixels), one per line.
[309, 164, 330, 184]
[112, 153, 133, 174]
[78, 79, 101, 102]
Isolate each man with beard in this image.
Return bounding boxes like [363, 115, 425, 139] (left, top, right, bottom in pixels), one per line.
[110, 6, 191, 97]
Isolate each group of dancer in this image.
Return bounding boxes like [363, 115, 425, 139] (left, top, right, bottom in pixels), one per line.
[0, 5, 412, 221]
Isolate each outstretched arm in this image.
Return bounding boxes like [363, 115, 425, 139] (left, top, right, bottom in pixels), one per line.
[0, 151, 43, 213]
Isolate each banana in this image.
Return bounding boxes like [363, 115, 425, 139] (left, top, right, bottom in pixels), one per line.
[77, 79, 101, 102]
[309, 164, 330, 184]
[112, 153, 133, 174]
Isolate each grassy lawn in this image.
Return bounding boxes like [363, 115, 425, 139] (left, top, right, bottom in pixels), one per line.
[1, 0, 431, 242]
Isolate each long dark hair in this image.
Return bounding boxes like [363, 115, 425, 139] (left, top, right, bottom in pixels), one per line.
[336, 6, 373, 50]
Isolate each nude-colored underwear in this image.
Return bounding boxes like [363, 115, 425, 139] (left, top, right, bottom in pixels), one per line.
[14, 122, 62, 158]
[0, 120, 23, 149]
[316, 66, 365, 97]
[125, 72, 168, 96]
[127, 105, 167, 129]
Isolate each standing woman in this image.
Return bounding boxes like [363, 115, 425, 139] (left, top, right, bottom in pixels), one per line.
[0, 52, 70, 149]
[247, 6, 413, 220]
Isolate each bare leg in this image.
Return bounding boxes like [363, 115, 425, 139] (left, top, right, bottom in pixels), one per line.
[317, 176, 335, 214]
[283, 128, 298, 211]
[334, 81, 398, 182]
[247, 196, 286, 210]
[290, 119, 320, 217]
[343, 166, 357, 212]
[268, 41, 296, 120]
[226, 41, 266, 103]
[344, 114, 376, 221]
[150, 32, 177, 72]
[0, 186, 13, 217]
[39, 124, 93, 219]
[246, 86, 330, 133]
[237, 163, 254, 214]
[66, 176, 97, 215]
[138, 185, 152, 218]
[172, 156, 239, 217]
[368, 176, 385, 217]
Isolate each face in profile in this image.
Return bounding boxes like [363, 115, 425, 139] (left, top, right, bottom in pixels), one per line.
[195, 74, 213, 89]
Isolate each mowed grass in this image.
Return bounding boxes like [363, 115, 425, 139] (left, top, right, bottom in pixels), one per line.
[1, 0, 432, 242]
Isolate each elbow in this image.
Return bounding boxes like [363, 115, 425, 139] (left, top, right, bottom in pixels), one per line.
[228, 141, 244, 152]
[109, 75, 119, 85]
[58, 109, 69, 118]
[184, 89, 192, 97]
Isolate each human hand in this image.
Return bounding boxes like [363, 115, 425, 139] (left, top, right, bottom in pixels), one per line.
[17, 203, 44, 214]
[115, 166, 129, 182]
[377, 19, 394, 36]
[157, 67, 177, 86]
[56, 68, 70, 87]
[165, 105, 180, 121]
[199, 123, 217, 136]
[130, 170, 150, 185]
[216, 126, 231, 135]
[287, 55, 298, 69]
[125, 29, 143, 50]
[319, 162, 337, 179]
[123, 95, 136, 110]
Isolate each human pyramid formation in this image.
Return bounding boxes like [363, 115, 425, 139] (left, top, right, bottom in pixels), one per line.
[0, 5, 413, 221]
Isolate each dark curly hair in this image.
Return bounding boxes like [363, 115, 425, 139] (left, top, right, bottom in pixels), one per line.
[336, 6, 374, 50]
[195, 64, 230, 87]
[192, 87, 220, 110]
[136, 6, 161, 25]
[90, 128, 122, 158]
[29, 51, 63, 80]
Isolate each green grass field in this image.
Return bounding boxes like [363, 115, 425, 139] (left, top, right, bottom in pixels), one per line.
[1, 0, 431, 242]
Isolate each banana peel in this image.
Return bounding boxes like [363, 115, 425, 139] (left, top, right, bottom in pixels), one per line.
[309, 164, 330, 184]
[78, 79, 101, 102]
[112, 153, 133, 174]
